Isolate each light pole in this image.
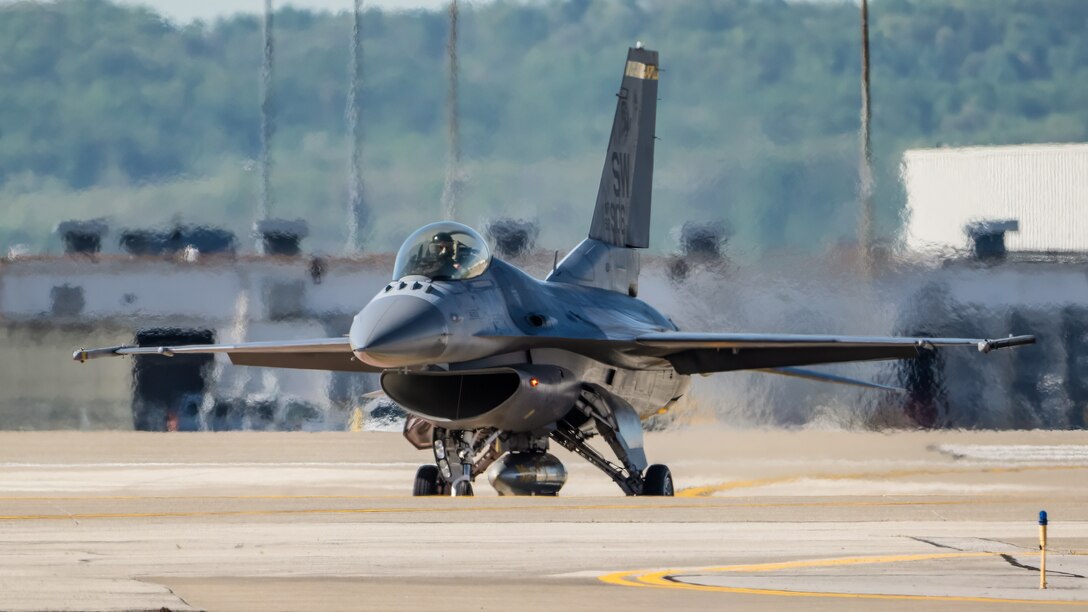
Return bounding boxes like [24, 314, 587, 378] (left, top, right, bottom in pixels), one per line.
[258, 0, 275, 227]
[346, 0, 370, 252]
[858, 0, 874, 275]
[440, 0, 462, 221]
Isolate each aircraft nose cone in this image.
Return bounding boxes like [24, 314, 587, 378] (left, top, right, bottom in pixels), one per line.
[351, 295, 448, 368]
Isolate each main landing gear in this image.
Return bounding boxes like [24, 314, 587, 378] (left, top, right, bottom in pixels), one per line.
[550, 386, 674, 496]
[641, 463, 674, 496]
[410, 386, 673, 497]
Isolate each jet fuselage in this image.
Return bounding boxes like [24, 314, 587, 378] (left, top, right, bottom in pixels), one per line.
[349, 258, 690, 431]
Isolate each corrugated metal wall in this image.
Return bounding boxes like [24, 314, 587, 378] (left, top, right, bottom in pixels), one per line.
[902, 143, 1088, 253]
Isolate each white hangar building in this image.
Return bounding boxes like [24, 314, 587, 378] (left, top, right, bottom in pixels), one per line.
[901, 143, 1088, 256]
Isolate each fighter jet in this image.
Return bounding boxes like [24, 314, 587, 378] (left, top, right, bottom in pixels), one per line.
[74, 46, 1034, 497]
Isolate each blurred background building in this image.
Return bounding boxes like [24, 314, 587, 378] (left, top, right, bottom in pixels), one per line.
[903, 143, 1088, 256]
[1, 0, 1086, 431]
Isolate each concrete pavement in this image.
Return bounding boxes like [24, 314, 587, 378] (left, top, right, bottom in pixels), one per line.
[0, 429, 1085, 610]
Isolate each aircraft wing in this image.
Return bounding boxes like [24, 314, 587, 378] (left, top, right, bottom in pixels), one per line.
[72, 337, 378, 373]
[632, 332, 1035, 375]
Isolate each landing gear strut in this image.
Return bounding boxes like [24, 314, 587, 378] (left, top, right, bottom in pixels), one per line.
[412, 427, 503, 497]
[410, 387, 673, 497]
[550, 386, 673, 496]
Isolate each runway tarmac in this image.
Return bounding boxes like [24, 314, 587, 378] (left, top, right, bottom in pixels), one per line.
[0, 428, 1085, 611]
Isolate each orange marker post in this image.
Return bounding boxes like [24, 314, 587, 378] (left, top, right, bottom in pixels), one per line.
[1039, 510, 1048, 589]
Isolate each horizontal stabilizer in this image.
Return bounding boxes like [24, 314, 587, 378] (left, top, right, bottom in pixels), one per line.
[756, 366, 905, 392]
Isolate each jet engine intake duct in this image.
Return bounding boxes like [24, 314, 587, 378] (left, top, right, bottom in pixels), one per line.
[380, 365, 578, 432]
[382, 369, 519, 421]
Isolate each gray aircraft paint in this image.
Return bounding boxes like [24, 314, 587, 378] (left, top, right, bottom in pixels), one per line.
[589, 47, 658, 250]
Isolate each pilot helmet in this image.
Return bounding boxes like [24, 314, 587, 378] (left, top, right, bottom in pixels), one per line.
[431, 232, 455, 257]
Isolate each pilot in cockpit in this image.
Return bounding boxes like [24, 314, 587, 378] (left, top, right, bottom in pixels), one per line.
[430, 231, 457, 276]
[430, 231, 475, 278]
[394, 222, 491, 281]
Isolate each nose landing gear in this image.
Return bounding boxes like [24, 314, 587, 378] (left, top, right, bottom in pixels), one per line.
[412, 428, 573, 497]
[412, 427, 503, 497]
[412, 464, 445, 496]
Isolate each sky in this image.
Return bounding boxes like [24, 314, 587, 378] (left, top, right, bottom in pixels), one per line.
[114, 0, 468, 22]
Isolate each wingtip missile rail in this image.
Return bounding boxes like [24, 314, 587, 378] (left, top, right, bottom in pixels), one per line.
[978, 334, 1036, 354]
[73, 345, 132, 363]
[73, 345, 179, 363]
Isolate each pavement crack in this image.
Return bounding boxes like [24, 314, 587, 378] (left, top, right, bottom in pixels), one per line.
[999, 553, 1086, 578]
[47, 502, 80, 526]
[907, 536, 964, 551]
[976, 537, 1032, 551]
[138, 579, 198, 611]
[162, 585, 197, 611]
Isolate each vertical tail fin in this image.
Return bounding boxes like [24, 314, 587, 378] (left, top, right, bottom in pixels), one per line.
[548, 47, 658, 296]
[588, 46, 659, 249]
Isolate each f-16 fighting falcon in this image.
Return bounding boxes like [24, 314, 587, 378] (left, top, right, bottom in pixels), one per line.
[74, 46, 1035, 497]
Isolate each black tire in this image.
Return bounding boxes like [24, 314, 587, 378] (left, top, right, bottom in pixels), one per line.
[453, 480, 474, 497]
[413, 464, 442, 496]
[641, 464, 674, 496]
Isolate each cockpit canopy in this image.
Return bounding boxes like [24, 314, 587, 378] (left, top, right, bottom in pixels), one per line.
[392, 222, 492, 281]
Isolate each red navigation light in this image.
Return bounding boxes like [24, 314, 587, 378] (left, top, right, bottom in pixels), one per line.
[529, 377, 539, 388]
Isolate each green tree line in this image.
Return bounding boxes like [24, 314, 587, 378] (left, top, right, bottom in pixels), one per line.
[1, 0, 1086, 254]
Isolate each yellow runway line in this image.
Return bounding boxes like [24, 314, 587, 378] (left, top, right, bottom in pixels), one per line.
[0, 496, 1036, 522]
[678, 464, 1088, 497]
[601, 552, 1088, 606]
[0, 494, 401, 502]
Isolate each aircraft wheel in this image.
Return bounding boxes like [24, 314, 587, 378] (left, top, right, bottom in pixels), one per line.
[452, 480, 474, 497]
[641, 464, 674, 496]
[413, 464, 442, 496]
